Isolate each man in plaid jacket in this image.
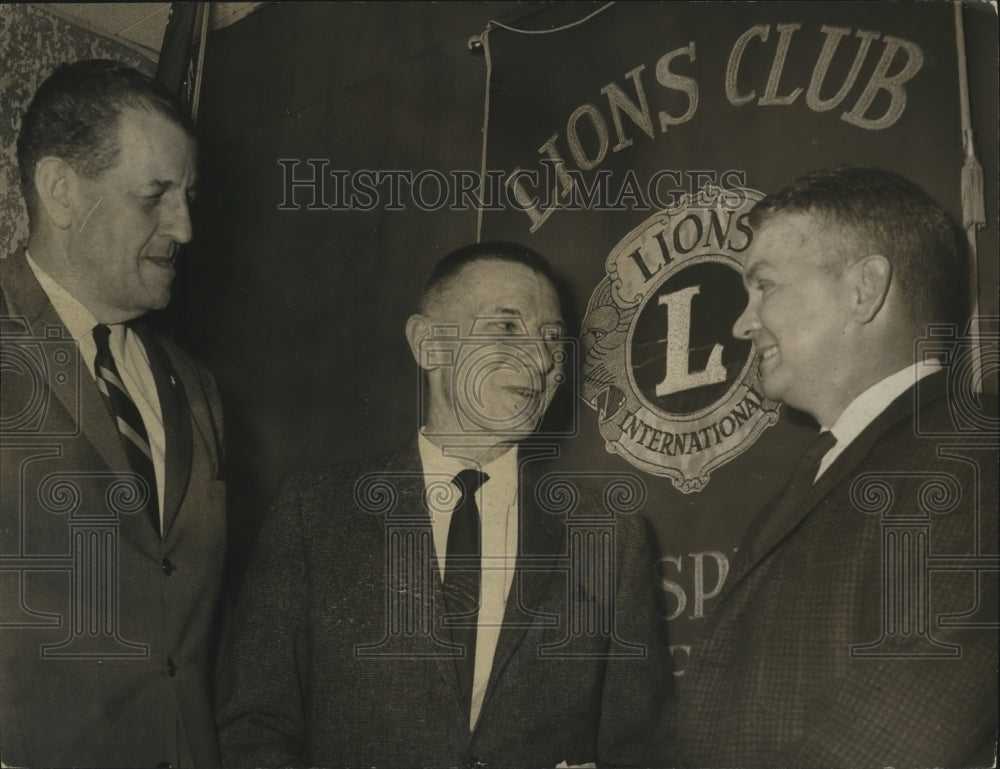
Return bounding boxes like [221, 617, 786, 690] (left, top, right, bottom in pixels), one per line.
[675, 165, 998, 768]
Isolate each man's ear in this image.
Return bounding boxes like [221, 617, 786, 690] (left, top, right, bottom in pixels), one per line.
[850, 254, 892, 323]
[405, 314, 431, 369]
[33, 156, 75, 230]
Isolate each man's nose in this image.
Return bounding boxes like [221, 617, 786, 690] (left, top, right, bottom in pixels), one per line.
[732, 299, 759, 340]
[160, 195, 193, 244]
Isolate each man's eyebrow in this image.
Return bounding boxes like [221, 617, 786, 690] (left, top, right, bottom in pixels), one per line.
[138, 179, 174, 194]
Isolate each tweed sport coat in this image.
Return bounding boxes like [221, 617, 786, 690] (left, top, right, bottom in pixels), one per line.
[216, 446, 672, 768]
[675, 371, 999, 768]
[0, 249, 227, 768]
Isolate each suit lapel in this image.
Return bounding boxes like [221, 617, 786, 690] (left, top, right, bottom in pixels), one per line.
[2, 250, 167, 556]
[389, 444, 568, 727]
[380, 448, 465, 712]
[725, 450, 848, 592]
[1, 250, 128, 473]
[134, 323, 192, 537]
[480, 457, 564, 713]
[724, 373, 951, 597]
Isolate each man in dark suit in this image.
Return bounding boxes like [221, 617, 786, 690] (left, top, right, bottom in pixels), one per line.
[676, 166, 998, 767]
[1, 60, 226, 768]
[216, 242, 669, 768]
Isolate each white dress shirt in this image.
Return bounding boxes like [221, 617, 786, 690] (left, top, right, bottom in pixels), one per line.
[816, 360, 942, 480]
[418, 433, 519, 730]
[26, 252, 166, 527]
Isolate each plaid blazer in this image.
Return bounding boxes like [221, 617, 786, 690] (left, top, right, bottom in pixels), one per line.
[675, 372, 999, 768]
[216, 447, 672, 768]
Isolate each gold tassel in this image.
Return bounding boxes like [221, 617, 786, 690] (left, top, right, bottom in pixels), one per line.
[961, 129, 986, 230]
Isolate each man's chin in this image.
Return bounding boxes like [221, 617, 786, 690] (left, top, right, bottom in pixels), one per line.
[757, 374, 784, 405]
[134, 282, 173, 313]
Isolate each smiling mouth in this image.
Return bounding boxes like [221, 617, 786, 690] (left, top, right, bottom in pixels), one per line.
[759, 345, 778, 361]
[507, 386, 540, 399]
[145, 254, 176, 269]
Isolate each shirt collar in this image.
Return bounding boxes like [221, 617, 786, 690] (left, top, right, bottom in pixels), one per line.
[417, 431, 518, 490]
[827, 360, 942, 448]
[25, 250, 99, 344]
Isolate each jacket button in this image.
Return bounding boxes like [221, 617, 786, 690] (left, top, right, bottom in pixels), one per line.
[467, 758, 486, 769]
[161, 558, 175, 575]
[166, 658, 177, 677]
[155, 763, 173, 769]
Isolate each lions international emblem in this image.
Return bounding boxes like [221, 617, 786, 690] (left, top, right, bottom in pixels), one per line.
[581, 184, 779, 492]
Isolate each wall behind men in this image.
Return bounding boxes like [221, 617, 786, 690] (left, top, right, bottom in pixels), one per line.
[177, 1, 540, 591]
[472, 0, 998, 670]
[178, 2, 998, 665]
[4, 2, 992, 670]
[0, 4, 154, 249]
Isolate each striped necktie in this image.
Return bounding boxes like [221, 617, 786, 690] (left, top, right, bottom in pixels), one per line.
[92, 324, 159, 532]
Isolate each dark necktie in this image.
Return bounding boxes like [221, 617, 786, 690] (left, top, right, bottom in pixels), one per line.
[93, 324, 159, 532]
[745, 430, 837, 562]
[443, 468, 488, 723]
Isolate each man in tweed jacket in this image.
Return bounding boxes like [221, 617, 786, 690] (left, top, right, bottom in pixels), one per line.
[675, 166, 998, 767]
[216, 242, 670, 768]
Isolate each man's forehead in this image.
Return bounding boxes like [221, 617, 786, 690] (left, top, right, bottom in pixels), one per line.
[453, 257, 547, 284]
[744, 211, 820, 266]
[115, 105, 186, 137]
[758, 211, 818, 243]
[111, 108, 195, 161]
[439, 260, 559, 309]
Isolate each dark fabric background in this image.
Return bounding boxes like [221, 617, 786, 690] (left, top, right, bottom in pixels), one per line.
[176, 1, 529, 596]
[477, 1, 999, 669]
[173, 2, 998, 669]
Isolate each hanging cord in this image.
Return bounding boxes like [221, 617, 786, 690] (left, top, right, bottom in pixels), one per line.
[953, 1, 985, 392]
[471, 3, 615, 242]
[488, 2, 615, 35]
[474, 27, 493, 243]
[190, 2, 211, 121]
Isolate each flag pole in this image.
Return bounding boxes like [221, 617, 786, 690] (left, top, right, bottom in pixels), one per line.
[953, 1, 986, 392]
[155, 2, 211, 121]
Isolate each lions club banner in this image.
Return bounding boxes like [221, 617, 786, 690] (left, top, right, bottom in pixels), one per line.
[476, 1, 985, 670]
